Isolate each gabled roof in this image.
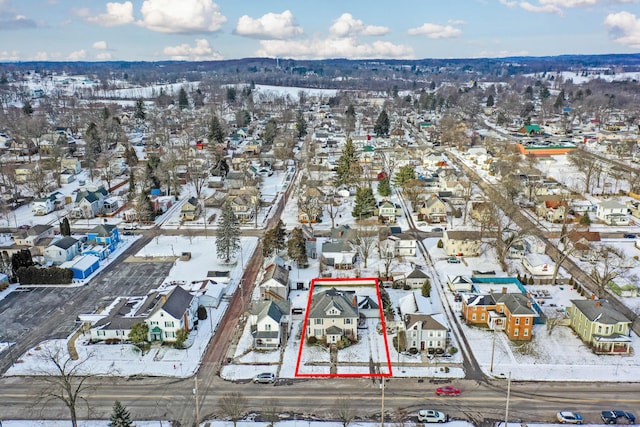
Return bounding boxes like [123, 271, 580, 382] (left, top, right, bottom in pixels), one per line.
[252, 300, 290, 323]
[357, 296, 379, 311]
[89, 224, 116, 236]
[490, 292, 536, 316]
[571, 299, 631, 325]
[308, 288, 358, 319]
[406, 268, 429, 279]
[405, 314, 448, 331]
[445, 230, 483, 241]
[28, 224, 53, 236]
[261, 263, 289, 286]
[52, 236, 78, 250]
[161, 286, 194, 320]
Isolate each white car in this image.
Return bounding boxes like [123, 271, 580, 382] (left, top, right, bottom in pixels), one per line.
[418, 410, 447, 423]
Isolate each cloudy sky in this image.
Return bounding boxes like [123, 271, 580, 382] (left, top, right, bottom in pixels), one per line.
[1, 0, 639, 62]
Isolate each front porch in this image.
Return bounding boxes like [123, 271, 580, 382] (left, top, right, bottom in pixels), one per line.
[592, 334, 633, 355]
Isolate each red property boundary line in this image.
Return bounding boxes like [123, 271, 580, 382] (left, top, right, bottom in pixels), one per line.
[294, 277, 393, 378]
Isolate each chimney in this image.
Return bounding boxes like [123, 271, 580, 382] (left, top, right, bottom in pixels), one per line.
[161, 294, 167, 303]
[595, 300, 601, 307]
[527, 301, 531, 308]
[502, 287, 507, 294]
[353, 295, 357, 308]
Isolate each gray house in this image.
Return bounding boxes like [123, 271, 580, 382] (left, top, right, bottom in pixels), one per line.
[307, 288, 359, 343]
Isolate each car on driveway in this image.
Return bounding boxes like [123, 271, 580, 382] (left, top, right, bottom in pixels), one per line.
[601, 410, 636, 424]
[253, 372, 276, 384]
[623, 233, 636, 239]
[435, 385, 461, 396]
[418, 409, 447, 423]
[447, 257, 461, 264]
[557, 411, 583, 424]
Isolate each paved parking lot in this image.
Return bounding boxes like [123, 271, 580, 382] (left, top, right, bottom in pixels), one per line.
[0, 259, 174, 372]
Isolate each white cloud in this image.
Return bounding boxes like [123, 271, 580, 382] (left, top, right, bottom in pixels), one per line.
[92, 41, 108, 50]
[87, 2, 134, 27]
[32, 51, 62, 60]
[499, 0, 518, 6]
[519, 1, 563, 13]
[407, 23, 462, 39]
[0, 50, 19, 61]
[539, 0, 596, 6]
[255, 37, 413, 60]
[448, 19, 466, 25]
[95, 52, 113, 60]
[139, 0, 226, 33]
[162, 38, 223, 60]
[604, 11, 640, 48]
[235, 10, 303, 39]
[68, 49, 87, 60]
[329, 13, 389, 37]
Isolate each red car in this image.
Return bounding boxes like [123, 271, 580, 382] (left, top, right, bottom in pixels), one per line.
[436, 385, 461, 396]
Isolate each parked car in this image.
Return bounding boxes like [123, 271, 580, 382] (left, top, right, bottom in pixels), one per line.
[432, 227, 444, 233]
[447, 257, 461, 264]
[557, 411, 583, 424]
[623, 233, 636, 239]
[601, 410, 636, 424]
[418, 410, 447, 423]
[436, 385, 461, 396]
[253, 372, 276, 384]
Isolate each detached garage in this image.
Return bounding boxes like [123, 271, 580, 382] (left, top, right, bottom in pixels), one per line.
[61, 255, 101, 280]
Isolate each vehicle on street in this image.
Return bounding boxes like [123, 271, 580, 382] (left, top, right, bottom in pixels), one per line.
[623, 233, 636, 239]
[418, 410, 447, 423]
[447, 257, 461, 264]
[557, 411, 583, 424]
[436, 385, 461, 396]
[432, 227, 444, 233]
[601, 410, 636, 424]
[253, 372, 276, 384]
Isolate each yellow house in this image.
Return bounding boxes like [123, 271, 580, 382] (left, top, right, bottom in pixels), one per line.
[568, 299, 632, 354]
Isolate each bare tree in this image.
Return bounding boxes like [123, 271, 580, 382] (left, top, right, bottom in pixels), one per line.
[219, 392, 247, 427]
[25, 162, 50, 198]
[590, 245, 625, 298]
[33, 343, 105, 427]
[262, 398, 280, 427]
[325, 194, 345, 229]
[298, 189, 322, 233]
[331, 395, 356, 427]
[350, 221, 379, 269]
[568, 148, 599, 194]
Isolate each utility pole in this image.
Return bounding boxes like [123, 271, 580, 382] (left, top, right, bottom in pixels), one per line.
[194, 376, 200, 427]
[490, 329, 496, 373]
[380, 377, 385, 427]
[505, 371, 511, 427]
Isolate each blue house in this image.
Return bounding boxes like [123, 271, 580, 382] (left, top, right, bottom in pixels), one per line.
[61, 254, 100, 279]
[87, 224, 120, 253]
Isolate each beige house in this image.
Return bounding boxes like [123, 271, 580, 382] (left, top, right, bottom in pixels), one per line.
[181, 197, 201, 221]
[418, 195, 447, 223]
[443, 230, 483, 256]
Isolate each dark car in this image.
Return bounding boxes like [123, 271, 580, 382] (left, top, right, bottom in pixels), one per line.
[623, 233, 637, 239]
[601, 410, 636, 424]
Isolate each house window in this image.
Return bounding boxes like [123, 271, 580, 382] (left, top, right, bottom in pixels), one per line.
[515, 318, 520, 325]
[524, 329, 529, 337]
[514, 329, 519, 337]
[165, 321, 174, 327]
[618, 324, 624, 332]
[481, 314, 485, 321]
[471, 314, 476, 321]
[98, 331, 105, 336]
[115, 331, 119, 336]
[314, 319, 323, 325]
[345, 319, 351, 324]
[525, 318, 530, 325]
[265, 324, 271, 331]
[314, 329, 323, 336]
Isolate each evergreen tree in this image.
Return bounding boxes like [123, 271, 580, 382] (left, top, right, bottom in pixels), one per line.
[393, 165, 416, 187]
[345, 104, 356, 135]
[262, 230, 275, 258]
[295, 111, 307, 139]
[374, 110, 390, 137]
[377, 176, 391, 197]
[109, 401, 134, 427]
[421, 279, 431, 297]
[216, 202, 240, 263]
[22, 100, 33, 116]
[352, 187, 376, 219]
[226, 87, 237, 103]
[273, 219, 286, 253]
[128, 322, 149, 354]
[136, 192, 155, 223]
[208, 115, 225, 145]
[235, 110, 251, 127]
[262, 118, 278, 144]
[178, 88, 189, 109]
[287, 227, 308, 268]
[539, 86, 550, 100]
[124, 145, 139, 168]
[60, 218, 71, 236]
[486, 94, 494, 107]
[128, 172, 137, 201]
[334, 138, 359, 187]
[134, 98, 146, 121]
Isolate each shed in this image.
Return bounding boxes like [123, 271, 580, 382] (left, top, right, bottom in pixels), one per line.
[60, 254, 101, 279]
